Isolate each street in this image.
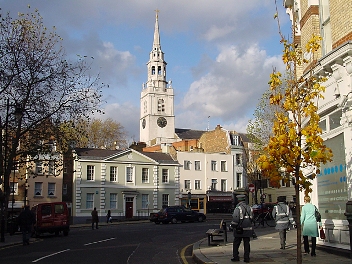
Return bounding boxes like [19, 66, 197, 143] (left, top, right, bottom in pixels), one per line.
[0, 220, 219, 264]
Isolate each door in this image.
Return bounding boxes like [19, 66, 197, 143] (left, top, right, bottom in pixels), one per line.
[125, 197, 133, 218]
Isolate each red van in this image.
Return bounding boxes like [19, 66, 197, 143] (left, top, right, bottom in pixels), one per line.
[31, 202, 70, 237]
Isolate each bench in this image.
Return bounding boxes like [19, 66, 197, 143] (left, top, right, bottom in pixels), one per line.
[206, 219, 228, 246]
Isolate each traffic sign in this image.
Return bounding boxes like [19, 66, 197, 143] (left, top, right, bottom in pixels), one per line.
[248, 183, 255, 193]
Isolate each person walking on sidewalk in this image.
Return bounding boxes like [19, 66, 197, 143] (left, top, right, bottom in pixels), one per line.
[106, 210, 112, 223]
[301, 195, 321, 257]
[91, 207, 99, 229]
[231, 194, 253, 263]
[18, 205, 36, 245]
[272, 196, 294, 249]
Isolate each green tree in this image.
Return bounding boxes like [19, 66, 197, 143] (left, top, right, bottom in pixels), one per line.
[256, 4, 333, 263]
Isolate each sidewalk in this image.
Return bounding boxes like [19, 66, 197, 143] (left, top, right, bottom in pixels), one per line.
[193, 228, 352, 264]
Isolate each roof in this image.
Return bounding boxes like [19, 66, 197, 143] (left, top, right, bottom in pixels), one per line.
[74, 148, 123, 159]
[74, 148, 179, 165]
[175, 128, 206, 140]
[140, 151, 179, 165]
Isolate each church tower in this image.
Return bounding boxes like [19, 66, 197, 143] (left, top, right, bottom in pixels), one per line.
[140, 10, 175, 147]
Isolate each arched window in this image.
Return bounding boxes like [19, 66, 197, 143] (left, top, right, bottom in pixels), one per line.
[152, 66, 155, 75]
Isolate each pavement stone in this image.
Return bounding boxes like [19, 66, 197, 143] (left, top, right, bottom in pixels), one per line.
[193, 228, 352, 264]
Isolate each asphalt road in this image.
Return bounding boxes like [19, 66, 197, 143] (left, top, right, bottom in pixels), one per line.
[0, 220, 221, 264]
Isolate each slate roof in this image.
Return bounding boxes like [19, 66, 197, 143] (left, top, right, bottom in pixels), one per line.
[74, 148, 179, 165]
[175, 128, 206, 140]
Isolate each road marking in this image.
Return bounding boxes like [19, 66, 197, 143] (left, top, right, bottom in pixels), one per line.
[84, 237, 116, 246]
[32, 249, 70, 263]
[180, 243, 193, 264]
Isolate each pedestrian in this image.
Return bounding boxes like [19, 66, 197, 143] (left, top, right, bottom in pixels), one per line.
[300, 195, 321, 257]
[231, 194, 253, 263]
[18, 205, 36, 245]
[106, 210, 112, 223]
[272, 196, 294, 249]
[91, 207, 99, 229]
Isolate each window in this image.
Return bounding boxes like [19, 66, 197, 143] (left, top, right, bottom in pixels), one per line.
[152, 66, 155, 75]
[184, 180, 191, 190]
[87, 193, 94, 209]
[110, 166, 118, 182]
[126, 167, 133, 182]
[10, 182, 18, 195]
[142, 168, 149, 183]
[110, 193, 117, 209]
[157, 99, 165, 112]
[329, 110, 342, 130]
[35, 182, 43, 196]
[221, 161, 227, 172]
[236, 154, 242, 165]
[221, 179, 227, 192]
[236, 173, 242, 188]
[63, 183, 67, 195]
[320, 0, 332, 55]
[158, 66, 162, 75]
[35, 161, 43, 174]
[184, 160, 191, 170]
[319, 119, 327, 132]
[194, 161, 201, 171]
[142, 194, 149, 209]
[162, 194, 169, 207]
[195, 180, 201, 190]
[232, 135, 240, 146]
[162, 169, 169, 183]
[63, 163, 67, 174]
[87, 165, 94, 181]
[48, 160, 55, 175]
[211, 160, 217, 171]
[48, 183, 55, 196]
[211, 179, 217, 190]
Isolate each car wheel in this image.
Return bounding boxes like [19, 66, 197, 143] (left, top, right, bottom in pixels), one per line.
[162, 221, 169, 224]
[171, 218, 177, 224]
[63, 230, 69, 236]
[198, 216, 204, 222]
[154, 221, 160, 225]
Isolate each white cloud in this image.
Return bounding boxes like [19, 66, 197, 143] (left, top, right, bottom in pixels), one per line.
[178, 44, 284, 131]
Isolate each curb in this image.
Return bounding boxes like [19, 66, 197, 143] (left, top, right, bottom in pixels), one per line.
[192, 238, 216, 264]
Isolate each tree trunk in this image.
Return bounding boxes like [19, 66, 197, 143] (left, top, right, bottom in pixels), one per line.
[295, 184, 302, 264]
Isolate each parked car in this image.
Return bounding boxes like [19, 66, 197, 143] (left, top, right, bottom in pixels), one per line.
[31, 202, 70, 237]
[251, 203, 276, 216]
[155, 206, 206, 224]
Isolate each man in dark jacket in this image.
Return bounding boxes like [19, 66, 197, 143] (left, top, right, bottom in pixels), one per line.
[231, 195, 253, 263]
[18, 205, 36, 245]
[91, 207, 99, 229]
[272, 196, 294, 249]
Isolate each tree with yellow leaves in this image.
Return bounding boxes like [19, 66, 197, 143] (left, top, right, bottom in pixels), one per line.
[257, 2, 333, 263]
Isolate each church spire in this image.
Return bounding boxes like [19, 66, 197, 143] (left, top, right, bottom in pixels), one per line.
[153, 9, 161, 50]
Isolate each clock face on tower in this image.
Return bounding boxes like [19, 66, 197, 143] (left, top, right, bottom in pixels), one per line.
[157, 117, 167, 128]
[142, 119, 146, 129]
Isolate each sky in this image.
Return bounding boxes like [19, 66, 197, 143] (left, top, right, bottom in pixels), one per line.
[1, 0, 290, 144]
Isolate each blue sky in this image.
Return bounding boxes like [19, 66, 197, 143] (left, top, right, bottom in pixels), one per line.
[1, 0, 290, 143]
